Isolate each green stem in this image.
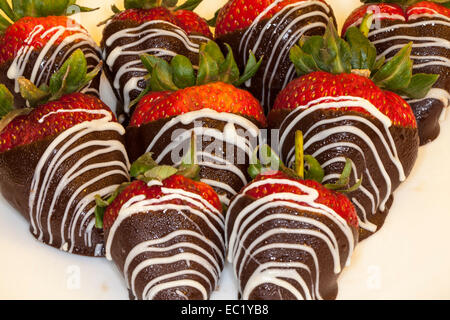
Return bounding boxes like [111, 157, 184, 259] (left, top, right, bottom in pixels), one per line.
[295, 130, 304, 179]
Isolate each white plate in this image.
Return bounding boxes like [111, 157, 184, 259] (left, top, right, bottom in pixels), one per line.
[0, 0, 449, 300]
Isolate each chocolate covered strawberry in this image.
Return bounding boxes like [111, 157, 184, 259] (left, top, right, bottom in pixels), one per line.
[226, 142, 359, 300]
[0, 50, 130, 257]
[126, 40, 265, 206]
[101, 0, 213, 122]
[342, 1, 450, 145]
[268, 20, 438, 239]
[0, 0, 102, 109]
[99, 154, 225, 300]
[214, 0, 336, 113]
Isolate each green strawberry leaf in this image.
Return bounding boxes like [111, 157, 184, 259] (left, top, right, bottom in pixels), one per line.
[359, 13, 374, 37]
[66, 5, 99, 16]
[372, 56, 385, 73]
[399, 73, 440, 99]
[196, 50, 220, 85]
[371, 43, 413, 91]
[0, 84, 14, 119]
[144, 165, 178, 181]
[219, 44, 240, 84]
[171, 55, 196, 89]
[136, 40, 261, 102]
[16, 50, 101, 107]
[203, 41, 225, 66]
[49, 49, 88, 98]
[320, 19, 352, 74]
[150, 60, 179, 91]
[162, 0, 178, 7]
[124, 0, 159, 10]
[234, 51, 263, 86]
[12, 0, 97, 18]
[290, 43, 321, 77]
[141, 53, 164, 75]
[207, 8, 220, 27]
[17, 77, 51, 107]
[304, 155, 325, 183]
[345, 26, 377, 71]
[94, 182, 131, 229]
[300, 36, 328, 71]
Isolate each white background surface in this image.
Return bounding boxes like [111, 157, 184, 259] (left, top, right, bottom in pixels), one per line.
[0, 0, 449, 300]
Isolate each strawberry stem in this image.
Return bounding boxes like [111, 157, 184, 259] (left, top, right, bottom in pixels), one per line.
[295, 131, 304, 179]
[0, 84, 14, 119]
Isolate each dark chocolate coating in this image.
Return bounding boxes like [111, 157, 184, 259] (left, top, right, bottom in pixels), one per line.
[269, 108, 419, 240]
[105, 203, 225, 300]
[101, 19, 210, 122]
[216, 1, 336, 113]
[366, 17, 450, 145]
[0, 128, 129, 256]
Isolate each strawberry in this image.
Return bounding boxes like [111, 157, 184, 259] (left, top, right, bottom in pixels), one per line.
[0, 50, 109, 153]
[342, 1, 450, 145]
[0, 50, 130, 257]
[129, 40, 265, 126]
[215, 0, 326, 37]
[130, 82, 266, 127]
[125, 40, 265, 206]
[267, 20, 433, 240]
[111, 6, 212, 37]
[0, 1, 101, 109]
[226, 141, 359, 300]
[214, 0, 335, 113]
[99, 154, 225, 300]
[0, 92, 113, 153]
